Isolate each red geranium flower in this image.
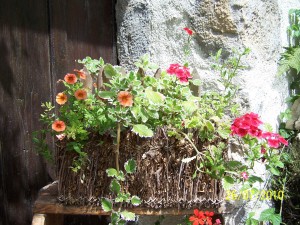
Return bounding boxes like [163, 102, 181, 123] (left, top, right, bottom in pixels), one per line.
[262, 132, 288, 148]
[52, 120, 66, 132]
[231, 112, 263, 138]
[184, 27, 193, 35]
[167, 63, 192, 83]
[117, 91, 133, 107]
[189, 209, 215, 225]
[64, 73, 77, 84]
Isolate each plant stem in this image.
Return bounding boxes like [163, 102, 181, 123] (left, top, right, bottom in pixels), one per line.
[116, 122, 121, 172]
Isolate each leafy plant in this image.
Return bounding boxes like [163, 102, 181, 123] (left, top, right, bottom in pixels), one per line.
[101, 159, 141, 225]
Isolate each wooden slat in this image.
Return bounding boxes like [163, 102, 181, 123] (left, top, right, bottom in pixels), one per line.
[0, 1, 51, 225]
[49, 0, 117, 89]
[33, 182, 195, 216]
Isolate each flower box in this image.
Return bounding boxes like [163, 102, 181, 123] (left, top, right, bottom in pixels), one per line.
[56, 129, 224, 208]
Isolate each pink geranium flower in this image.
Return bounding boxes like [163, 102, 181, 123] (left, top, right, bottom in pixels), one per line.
[231, 113, 263, 138]
[262, 132, 288, 148]
[167, 63, 192, 83]
[241, 172, 249, 180]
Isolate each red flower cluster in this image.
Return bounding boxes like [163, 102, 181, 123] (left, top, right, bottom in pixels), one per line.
[230, 112, 263, 138]
[167, 63, 192, 83]
[184, 27, 193, 36]
[262, 132, 288, 148]
[189, 209, 219, 225]
[231, 112, 288, 149]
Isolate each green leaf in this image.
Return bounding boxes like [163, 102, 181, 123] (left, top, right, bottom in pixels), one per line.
[116, 171, 125, 181]
[101, 198, 112, 212]
[120, 211, 136, 221]
[275, 161, 285, 168]
[248, 175, 264, 183]
[226, 160, 242, 169]
[270, 167, 280, 176]
[191, 79, 201, 86]
[131, 195, 142, 206]
[110, 179, 121, 193]
[132, 124, 154, 137]
[106, 168, 118, 177]
[145, 89, 164, 104]
[222, 176, 235, 190]
[205, 120, 215, 132]
[182, 155, 197, 163]
[98, 91, 115, 99]
[182, 101, 198, 114]
[124, 159, 136, 174]
[259, 208, 281, 225]
[240, 183, 251, 192]
[104, 64, 117, 78]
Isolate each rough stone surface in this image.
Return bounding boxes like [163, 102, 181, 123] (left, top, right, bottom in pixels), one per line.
[116, 0, 300, 224]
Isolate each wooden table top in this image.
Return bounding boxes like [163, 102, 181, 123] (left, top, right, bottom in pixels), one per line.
[33, 181, 195, 215]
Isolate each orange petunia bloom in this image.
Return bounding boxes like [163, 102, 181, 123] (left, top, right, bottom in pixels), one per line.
[74, 89, 87, 100]
[74, 69, 86, 79]
[52, 120, 66, 132]
[117, 91, 133, 107]
[64, 73, 77, 84]
[56, 92, 68, 105]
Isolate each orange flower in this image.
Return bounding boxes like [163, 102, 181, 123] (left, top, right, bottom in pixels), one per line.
[117, 91, 133, 107]
[52, 120, 66, 132]
[74, 89, 87, 100]
[74, 69, 86, 79]
[56, 92, 67, 105]
[64, 73, 77, 84]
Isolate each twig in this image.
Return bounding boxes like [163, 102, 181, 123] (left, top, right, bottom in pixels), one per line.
[116, 122, 121, 172]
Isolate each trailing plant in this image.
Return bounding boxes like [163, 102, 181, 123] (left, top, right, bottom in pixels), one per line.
[101, 159, 141, 225]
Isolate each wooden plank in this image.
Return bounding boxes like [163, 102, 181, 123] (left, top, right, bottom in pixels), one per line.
[0, 1, 51, 225]
[33, 182, 195, 216]
[49, 0, 117, 89]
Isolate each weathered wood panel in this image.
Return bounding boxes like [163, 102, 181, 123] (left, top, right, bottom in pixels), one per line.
[49, 0, 117, 87]
[0, 1, 51, 225]
[0, 0, 116, 225]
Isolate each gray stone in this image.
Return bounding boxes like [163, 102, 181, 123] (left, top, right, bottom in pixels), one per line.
[116, 0, 300, 224]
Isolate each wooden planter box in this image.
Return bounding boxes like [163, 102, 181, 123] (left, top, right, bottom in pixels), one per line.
[56, 129, 224, 209]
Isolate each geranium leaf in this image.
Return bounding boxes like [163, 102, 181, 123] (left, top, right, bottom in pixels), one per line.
[120, 211, 135, 221]
[104, 64, 117, 78]
[182, 101, 198, 114]
[131, 195, 141, 206]
[259, 208, 281, 225]
[110, 179, 121, 194]
[98, 91, 115, 99]
[124, 159, 136, 174]
[145, 89, 164, 104]
[106, 168, 118, 177]
[101, 198, 112, 212]
[191, 79, 201, 86]
[132, 124, 153, 137]
[222, 176, 235, 190]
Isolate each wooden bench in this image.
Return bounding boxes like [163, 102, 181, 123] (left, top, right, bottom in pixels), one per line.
[32, 181, 194, 225]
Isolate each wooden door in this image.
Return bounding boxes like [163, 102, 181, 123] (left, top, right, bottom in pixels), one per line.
[0, 1, 116, 224]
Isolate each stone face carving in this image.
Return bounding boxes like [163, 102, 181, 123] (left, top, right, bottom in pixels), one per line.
[286, 98, 300, 130]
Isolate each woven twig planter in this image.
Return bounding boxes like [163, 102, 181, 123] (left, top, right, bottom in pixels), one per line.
[56, 128, 225, 209]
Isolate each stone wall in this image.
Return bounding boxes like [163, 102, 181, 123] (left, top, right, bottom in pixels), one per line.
[116, 0, 300, 224]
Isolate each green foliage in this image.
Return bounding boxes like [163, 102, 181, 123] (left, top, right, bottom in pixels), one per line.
[78, 56, 104, 75]
[278, 47, 300, 75]
[101, 160, 140, 225]
[245, 208, 281, 225]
